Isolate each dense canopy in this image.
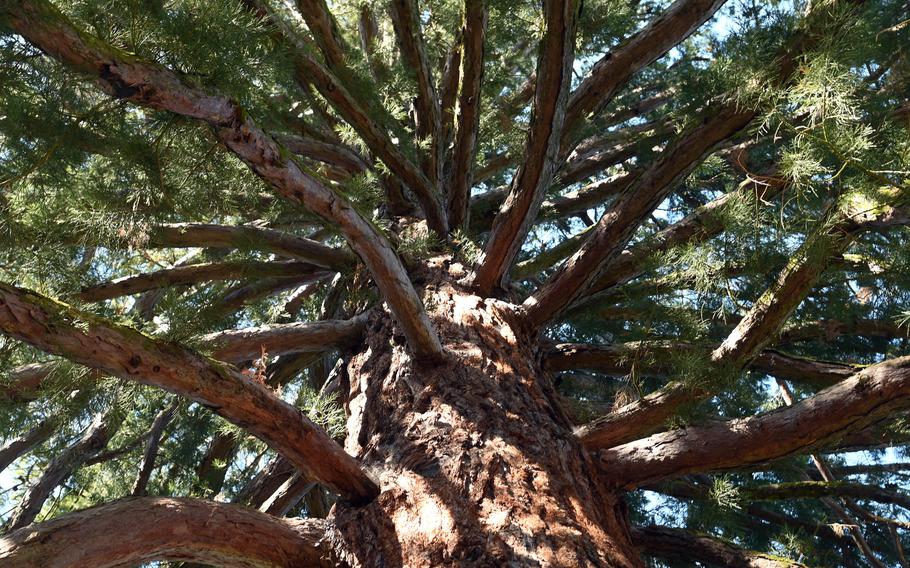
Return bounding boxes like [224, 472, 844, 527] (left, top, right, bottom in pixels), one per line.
[1, 0, 910, 566]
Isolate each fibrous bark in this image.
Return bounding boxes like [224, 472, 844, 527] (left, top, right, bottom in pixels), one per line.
[329, 260, 639, 566]
[3, 0, 443, 360]
[0, 497, 335, 568]
[470, 0, 579, 294]
[0, 282, 378, 502]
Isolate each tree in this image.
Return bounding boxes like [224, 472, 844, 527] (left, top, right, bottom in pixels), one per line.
[0, 0, 908, 565]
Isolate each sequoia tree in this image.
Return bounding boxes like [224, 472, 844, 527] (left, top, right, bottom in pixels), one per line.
[1, 0, 909, 565]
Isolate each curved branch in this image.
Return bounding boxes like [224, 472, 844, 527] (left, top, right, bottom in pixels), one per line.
[598, 355, 910, 489]
[275, 134, 371, 175]
[1, 0, 442, 359]
[0, 283, 378, 502]
[0, 497, 336, 568]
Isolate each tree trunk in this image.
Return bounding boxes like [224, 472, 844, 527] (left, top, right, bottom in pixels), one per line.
[330, 259, 639, 567]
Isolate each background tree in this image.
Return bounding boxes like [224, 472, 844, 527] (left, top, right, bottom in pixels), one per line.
[0, 0, 909, 566]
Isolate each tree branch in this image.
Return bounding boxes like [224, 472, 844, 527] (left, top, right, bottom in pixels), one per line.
[598, 355, 910, 489]
[470, 0, 579, 294]
[390, 0, 443, 186]
[0, 282, 378, 502]
[77, 261, 325, 302]
[294, 0, 348, 70]
[446, 0, 488, 230]
[564, 0, 727, 137]
[573, 208, 859, 450]
[0, 497, 336, 567]
[1, 0, 443, 359]
[0, 419, 55, 473]
[523, 105, 754, 326]
[632, 525, 807, 568]
[200, 315, 366, 363]
[545, 343, 859, 390]
[275, 133, 371, 176]
[131, 401, 179, 496]
[146, 223, 355, 269]
[8, 410, 117, 530]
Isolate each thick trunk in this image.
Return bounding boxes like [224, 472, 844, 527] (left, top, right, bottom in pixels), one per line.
[330, 260, 640, 567]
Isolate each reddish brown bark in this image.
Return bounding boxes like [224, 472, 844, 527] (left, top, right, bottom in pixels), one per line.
[0, 283, 378, 502]
[329, 260, 639, 566]
[599, 356, 910, 489]
[470, 0, 579, 294]
[0, 497, 335, 568]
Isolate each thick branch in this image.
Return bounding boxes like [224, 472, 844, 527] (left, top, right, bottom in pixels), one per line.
[524, 105, 754, 326]
[744, 480, 910, 512]
[446, 0, 488, 230]
[470, 0, 579, 294]
[564, 0, 727, 136]
[0, 419, 55, 473]
[390, 0, 442, 185]
[294, 0, 348, 70]
[146, 223, 354, 269]
[598, 356, 910, 489]
[275, 134, 370, 175]
[545, 343, 859, 389]
[200, 315, 366, 363]
[0, 283, 378, 502]
[575, 211, 857, 450]
[1, 0, 442, 359]
[632, 525, 806, 568]
[0, 497, 335, 568]
[2, 362, 57, 402]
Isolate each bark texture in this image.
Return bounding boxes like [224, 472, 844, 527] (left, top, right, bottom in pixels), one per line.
[329, 259, 640, 567]
[0, 497, 335, 568]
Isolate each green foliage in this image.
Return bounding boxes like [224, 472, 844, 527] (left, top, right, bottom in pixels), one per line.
[0, 0, 909, 565]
